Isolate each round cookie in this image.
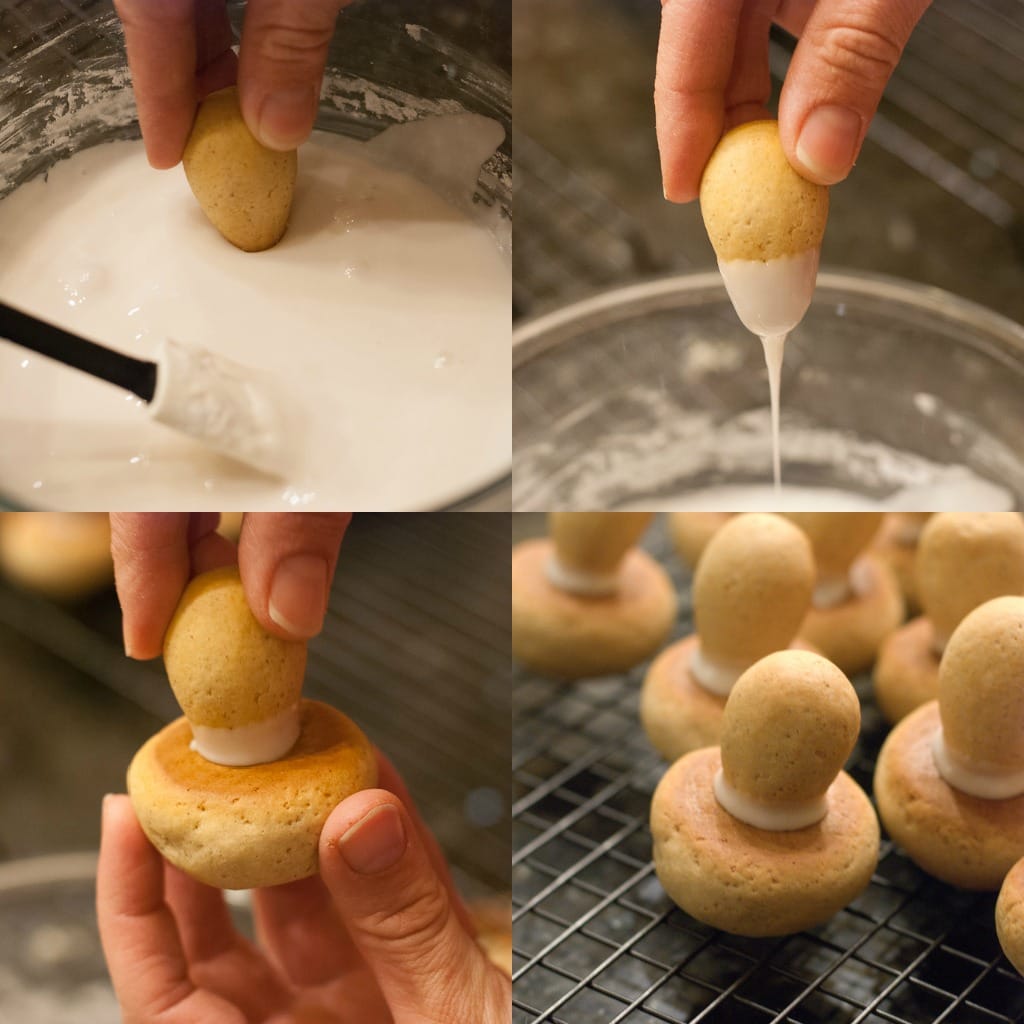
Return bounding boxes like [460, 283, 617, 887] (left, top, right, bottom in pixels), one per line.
[875, 596, 1024, 889]
[700, 121, 829, 262]
[129, 700, 377, 889]
[512, 513, 676, 679]
[870, 513, 932, 613]
[784, 513, 902, 675]
[164, 566, 306, 732]
[0, 512, 112, 600]
[651, 650, 878, 936]
[873, 513, 1024, 724]
[183, 86, 297, 252]
[641, 513, 814, 760]
[996, 858, 1024, 976]
[130, 565, 375, 888]
[667, 512, 731, 570]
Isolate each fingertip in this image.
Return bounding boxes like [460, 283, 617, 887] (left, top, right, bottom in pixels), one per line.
[320, 789, 400, 855]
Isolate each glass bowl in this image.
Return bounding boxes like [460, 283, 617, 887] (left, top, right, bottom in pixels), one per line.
[512, 270, 1024, 510]
[0, 0, 511, 511]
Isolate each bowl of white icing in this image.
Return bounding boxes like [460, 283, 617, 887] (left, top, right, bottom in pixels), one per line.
[512, 271, 1024, 511]
[0, 0, 511, 511]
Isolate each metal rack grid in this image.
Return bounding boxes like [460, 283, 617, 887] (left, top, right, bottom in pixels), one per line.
[512, 520, 1024, 1024]
[512, 127, 664, 317]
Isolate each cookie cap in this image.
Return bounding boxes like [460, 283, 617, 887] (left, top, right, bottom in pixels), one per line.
[546, 512, 654, 596]
[716, 649, 860, 830]
[917, 513, 1024, 651]
[691, 514, 814, 693]
[783, 512, 885, 605]
[934, 595, 1024, 798]
[163, 566, 306, 735]
[700, 121, 829, 262]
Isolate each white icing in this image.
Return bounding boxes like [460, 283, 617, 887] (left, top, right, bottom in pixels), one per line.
[717, 250, 820, 491]
[688, 646, 745, 698]
[544, 555, 619, 597]
[713, 769, 828, 831]
[812, 558, 874, 610]
[716, 251, 820, 339]
[190, 703, 301, 766]
[0, 117, 510, 510]
[931, 727, 1024, 800]
[813, 574, 852, 609]
[762, 332, 785, 491]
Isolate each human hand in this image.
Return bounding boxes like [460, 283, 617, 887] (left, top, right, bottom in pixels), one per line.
[97, 752, 510, 1023]
[110, 512, 352, 659]
[114, 0, 353, 169]
[655, 0, 932, 202]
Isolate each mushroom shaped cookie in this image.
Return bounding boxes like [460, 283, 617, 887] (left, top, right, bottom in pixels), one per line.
[784, 512, 903, 674]
[641, 513, 815, 760]
[874, 513, 1024, 724]
[870, 513, 933, 613]
[667, 513, 731, 570]
[875, 596, 1024, 889]
[128, 567, 376, 889]
[700, 120, 828, 342]
[0, 512, 112, 601]
[512, 513, 676, 679]
[651, 650, 878, 936]
[997, 858, 1024, 977]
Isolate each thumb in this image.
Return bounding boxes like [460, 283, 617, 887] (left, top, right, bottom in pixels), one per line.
[237, 0, 352, 150]
[320, 791, 508, 1024]
[236, 512, 352, 641]
[778, 0, 931, 184]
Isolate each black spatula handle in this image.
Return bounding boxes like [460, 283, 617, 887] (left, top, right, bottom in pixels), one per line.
[0, 299, 158, 402]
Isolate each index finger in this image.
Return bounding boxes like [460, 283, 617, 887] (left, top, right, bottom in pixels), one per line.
[655, 0, 746, 203]
[110, 512, 235, 659]
[114, 0, 198, 169]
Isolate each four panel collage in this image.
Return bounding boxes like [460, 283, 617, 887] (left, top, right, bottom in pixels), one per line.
[1, 1, 1024, 1022]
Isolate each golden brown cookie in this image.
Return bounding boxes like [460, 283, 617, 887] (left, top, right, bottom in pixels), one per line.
[163, 566, 306, 730]
[798, 555, 904, 675]
[666, 512, 731, 570]
[651, 748, 877, 936]
[700, 121, 829, 262]
[183, 86, 297, 252]
[997, 858, 1024, 976]
[651, 649, 878, 936]
[129, 699, 377, 889]
[869, 513, 931, 613]
[641, 513, 814, 760]
[0, 512, 112, 600]
[875, 702, 1024, 890]
[511, 537, 676, 680]
[873, 616, 940, 725]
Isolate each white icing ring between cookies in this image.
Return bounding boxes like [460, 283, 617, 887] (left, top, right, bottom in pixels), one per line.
[931, 727, 1024, 800]
[713, 769, 828, 831]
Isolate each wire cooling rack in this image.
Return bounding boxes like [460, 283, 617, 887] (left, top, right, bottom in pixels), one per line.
[512, 518, 1024, 1024]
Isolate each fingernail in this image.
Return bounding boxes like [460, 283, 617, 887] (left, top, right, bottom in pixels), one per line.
[795, 105, 862, 184]
[338, 805, 407, 875]
[255, 86, 316, 150]
[269, 554, 328, 638]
